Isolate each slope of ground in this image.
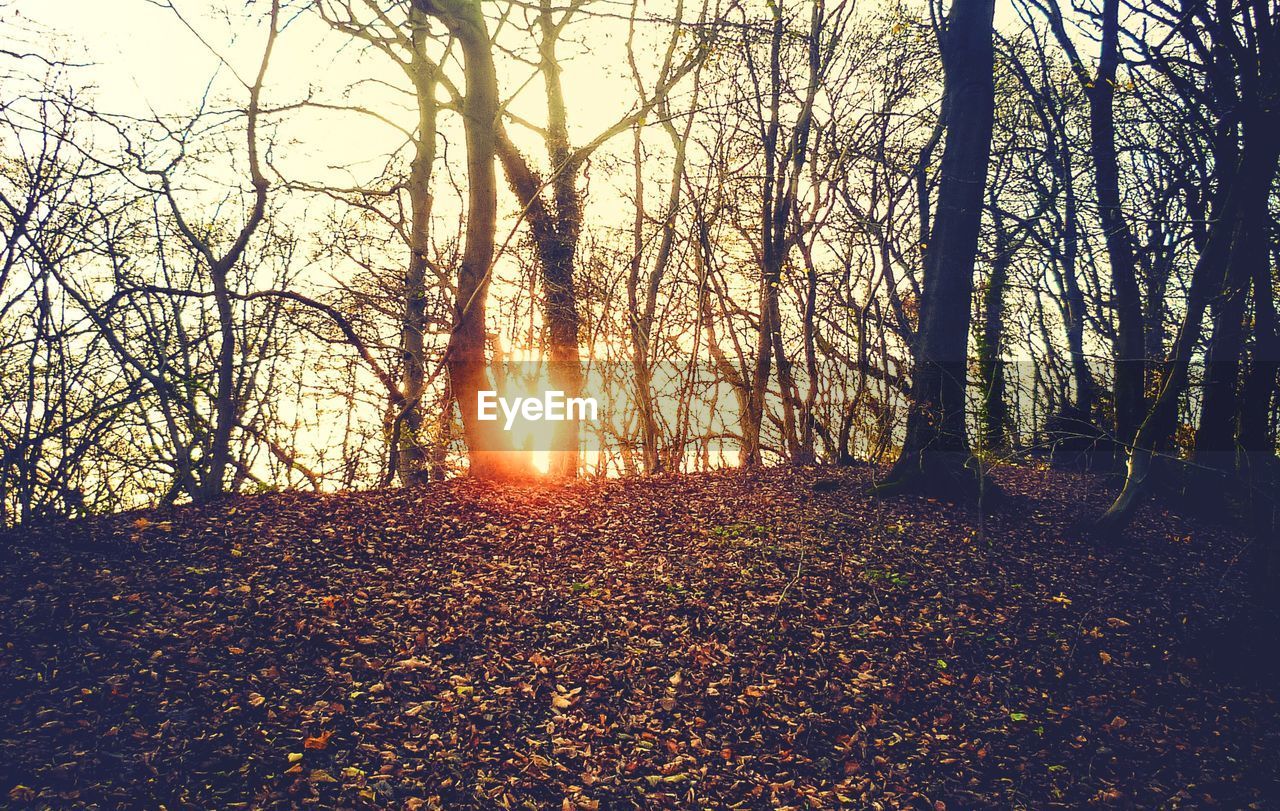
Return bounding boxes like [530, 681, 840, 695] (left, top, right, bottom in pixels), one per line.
[1, 466, 1277, 809]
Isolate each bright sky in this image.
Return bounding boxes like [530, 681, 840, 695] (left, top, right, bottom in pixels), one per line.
[17, 0, 658, 179]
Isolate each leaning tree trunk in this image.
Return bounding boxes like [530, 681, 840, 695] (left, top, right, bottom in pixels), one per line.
[1097, 111, 1280, 533]
[880, 0, 996, 499]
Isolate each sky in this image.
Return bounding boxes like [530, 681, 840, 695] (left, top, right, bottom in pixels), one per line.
[14, 0, 662, 179]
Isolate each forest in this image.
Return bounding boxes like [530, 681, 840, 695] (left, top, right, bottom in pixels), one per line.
[2, 0, 1279, 806]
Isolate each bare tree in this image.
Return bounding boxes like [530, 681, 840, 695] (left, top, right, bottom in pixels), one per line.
[879, 0, 997, 498]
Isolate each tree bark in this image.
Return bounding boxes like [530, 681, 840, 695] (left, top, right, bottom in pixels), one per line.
[1238, 232, 1278, 459]
[494, 0, 700, 477]
[396, 10, 439, 485]
[1097, 106, 1280, 531]
[626, 71, 697, 473]
[976, 216, 1011, 454]
[1089, 0, 1147, 448]
[1192, 199, 1260, 471]
[741, 0, 825, 467]
[417, 0, 519, 478]
[880, 0, 996, 498]
[1036, 0, 1147, 446]
[1192, 0, 1265, 477]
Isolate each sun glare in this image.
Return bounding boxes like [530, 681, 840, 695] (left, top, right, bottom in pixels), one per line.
[530, 450, 551, 475]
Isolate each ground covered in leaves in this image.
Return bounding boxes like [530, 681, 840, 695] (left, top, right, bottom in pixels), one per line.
[2, 466, 1278, 809]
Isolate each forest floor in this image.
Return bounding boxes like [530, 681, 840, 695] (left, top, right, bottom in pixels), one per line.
[2, 466, 1278, 810]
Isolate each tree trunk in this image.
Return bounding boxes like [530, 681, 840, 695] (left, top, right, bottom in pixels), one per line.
[203, 266, 237, 501]
[1097, 109, 1280, 532]
[744, 271, 774, 467]
[1238, 231, 1278, 459]
[537, 0, 584, 479]
[1239, 224, 1279, 595]
[741, 0, 824, 467]
[1036, 0, 1146, 446]
[796, 240, 821, 465]
[627, 125, 662, 473]
[1192, 202, 1259, 471]
[420, 0, 520, 478]
[881, 0, 996, 499]
[1192, 15, 1258, 477]
[1060, 180, 1096, 417]
[976, 214, 1011, 454]
[1089, 0, 1147, 448]
[192, 3, 276, 501]
[627, 83, 695, 473]
[397, 14, 438, 485]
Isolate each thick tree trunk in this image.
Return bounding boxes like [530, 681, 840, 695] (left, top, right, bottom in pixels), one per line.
[493, 132, 585, 477]
[881, 0, 996, 499]
[537, 0, 584, 479]
[486, 0, 588, 478]
[1193, 23, 1262, 475]
[421, 0, 520, 478]
[1098, 9, 1280, 531]
[543, 250, 584, 479]
[1239, 231, 1280, 595]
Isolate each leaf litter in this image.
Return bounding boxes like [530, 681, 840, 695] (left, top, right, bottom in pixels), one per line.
[1, 466, 1277, 808]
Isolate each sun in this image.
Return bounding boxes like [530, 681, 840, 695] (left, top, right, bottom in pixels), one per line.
[524, 449, 547, 475]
